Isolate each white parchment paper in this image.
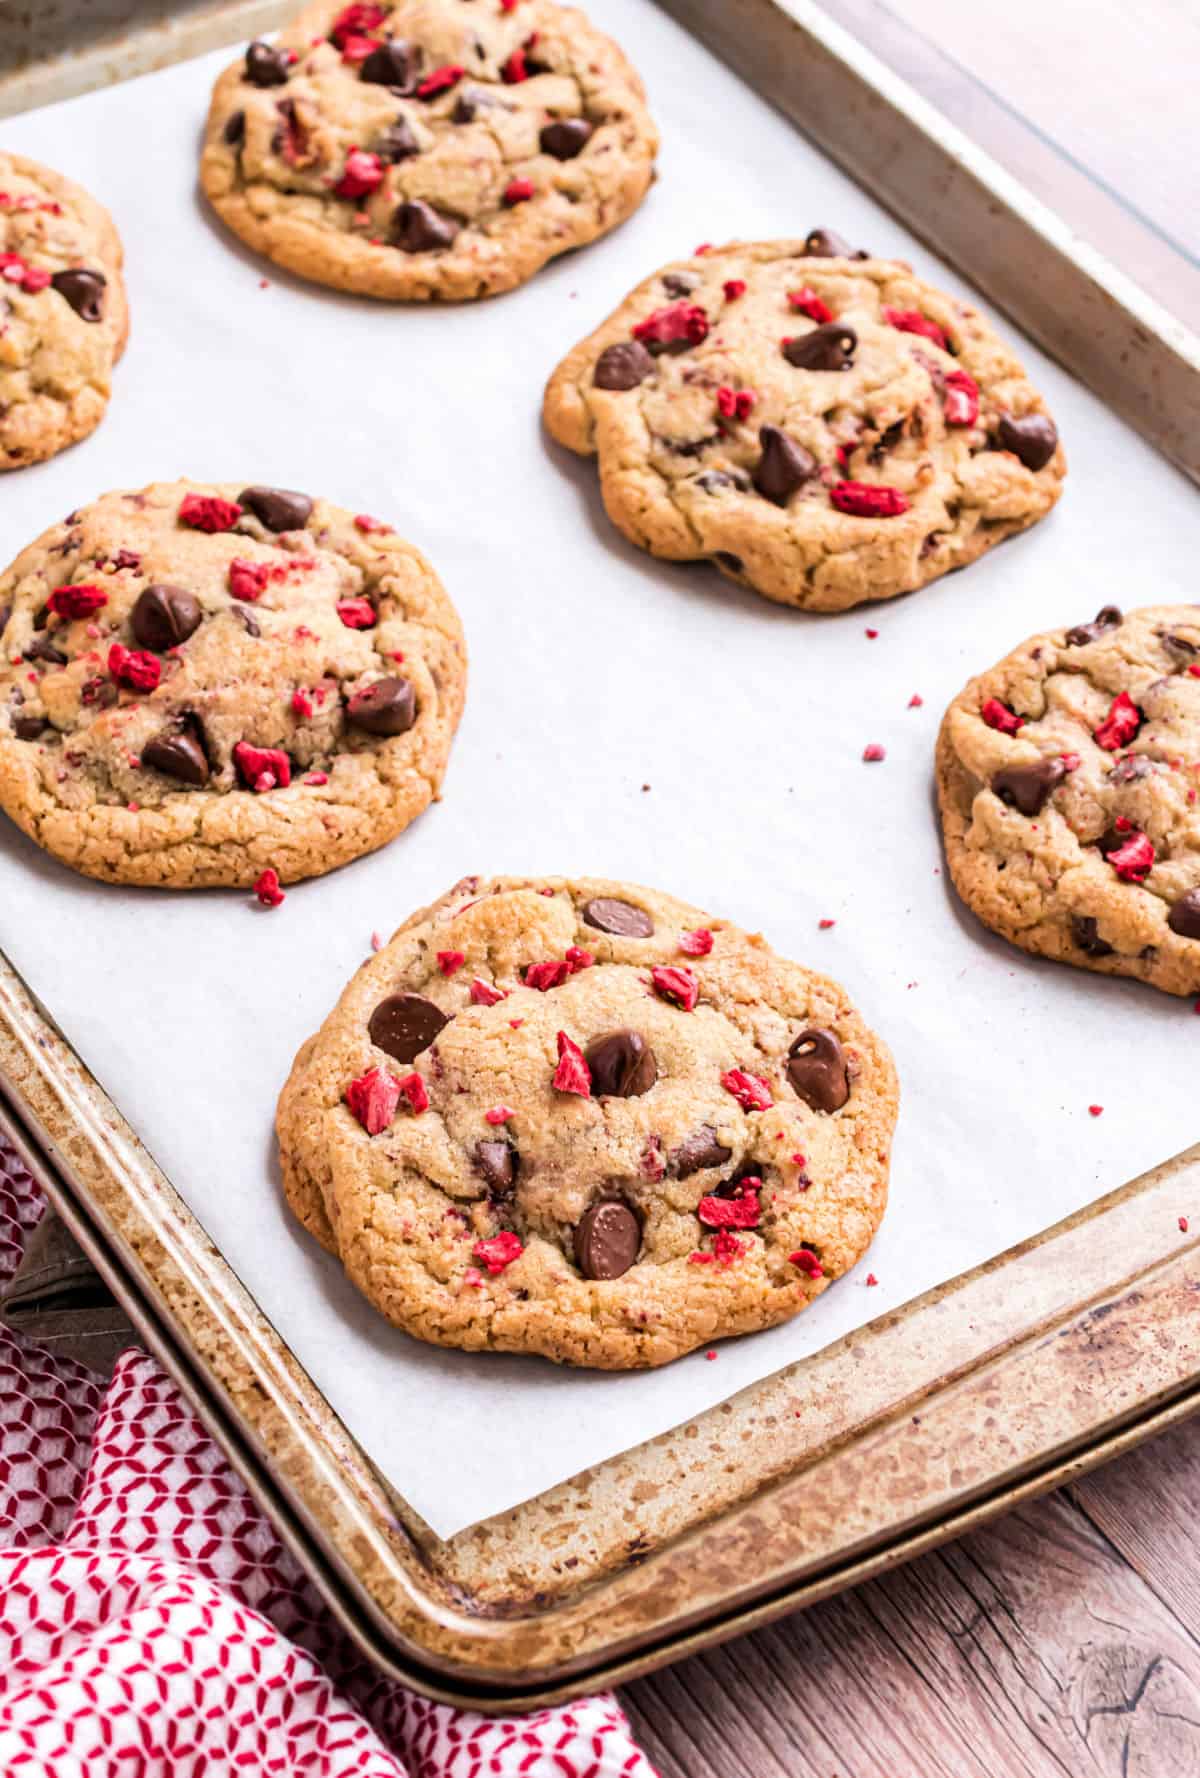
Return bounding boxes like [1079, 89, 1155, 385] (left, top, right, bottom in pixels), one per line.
[2, 4, 1199, 1539]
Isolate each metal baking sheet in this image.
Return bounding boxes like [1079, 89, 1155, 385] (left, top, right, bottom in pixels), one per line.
[2, 0, 1200, 1543]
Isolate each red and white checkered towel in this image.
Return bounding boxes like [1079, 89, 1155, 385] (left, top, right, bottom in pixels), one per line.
[0, 1138, 657, 1778]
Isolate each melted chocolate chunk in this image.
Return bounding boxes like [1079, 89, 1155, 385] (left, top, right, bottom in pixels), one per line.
[787, 1028, 849, 1112]
[753, 425, 817, 505]
[1071, 914, 1113, 957]
[368, 992, 449, 1063]
[235, 606, 261, 638]
[50, 269, 106, 323]
[593, 340, 655, 391]
[360, 37, 421, 88]
[23, 636, 67, 666]
[1065, 604, 1122, 648]
[783, 322, 857, 371]
[581, 896, 654, 937]
[1168, 890, 1200, 940]
[540, 117, 593, 159]
[662, 270, 700, 296]
[671, 1126, 733, 1177]
[803, 227, 868, 259]
[995, 413, 1058, 472]
[393, 199, 459, 252]
[245, 40, 290, 86]
[376, 117, 420, 161]
[1161, 630, 1199, 658]
[697, 468, 750, 493]
[12, 714, 47, 740]
[142, 723, 210, 786]
[991, 756, 1067, 816]
[347, 677, 416, 736]
[475, 1139, 518, 1195]
[584, 1030, 657, 1098]
[224, 109, 246, 146]
[574, 1200, 641, 1280]
[131, 585, 202, 652]
[238, 485, 313, 531]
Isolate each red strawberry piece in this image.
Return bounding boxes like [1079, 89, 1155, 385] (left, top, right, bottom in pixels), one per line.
[721, 1068, 772, 1111]
[651, 965, 698, 1010]
[345, 1066, 402, 1133]
[20, 264, 51, 292]
[564, 945, 594, 971]
[485, 1104, 515, 1124]
[943, 368, 980, 426]
[436, 949, 465, 976]
[473, 1231, 523, 1274]
[328, 3, 385, 45]
[835, 440, 854, 471]
[716, 385, 756, 421]
[883, 306, 949, 350]
[711, 1230, 746, 1265]
[1089, 1104, 1104, 1117]
[787, 287, 833, 323]
[416, 63, 465, 98]
[334, 147, 385, 199]
[831, 480, 910, 518]
[698, 1187, 761, 1230]
[789, 1247, 824, 1277]
[336, 597, 376, 628]
[47, 583, 107, 619]
[862, 742, 886, 762]
[723, 278, 746, 301]
[233, 740, 292, 792]
[632, 302, 709, 350]
[397, 1071, 429, 1113]
[107, 643, 161, 693]
[354, 512, 390, 533]
[229, 558, 270, 601]
[981, 698, 1024, 735]
[179, 493, 243, 532]
[552, 1030, 591, 1096]
[501, 46, 530, 81]
[679, 927, 713, 956]
[503, 177, 535, 205]
[1106, 830, 1155, 882]
[526, 959, 572, 991]
[339, 33, 381, 63]
[253, 868, 286, 908]
[470, 978, 508, 1006]
[291, 687, 314, 718]
[1094, 691, 1142, 752]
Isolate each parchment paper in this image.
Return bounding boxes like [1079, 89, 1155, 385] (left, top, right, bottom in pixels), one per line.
[2, 3, 1199, 1539]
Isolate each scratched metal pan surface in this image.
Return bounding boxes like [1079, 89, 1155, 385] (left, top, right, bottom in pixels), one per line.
[2, 0, 1200, 1710]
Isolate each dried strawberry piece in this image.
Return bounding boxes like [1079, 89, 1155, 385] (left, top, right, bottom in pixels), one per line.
[229, 558, 270, 601]
[485, 1104, 515, 1124]
[942, 368, 980, 426]
[334, 147, 385, 199]
[253, 868, 286, 908]
[354, 512, 391, 533]
[336, 597, 376, 629]
[339, 33, 381, 63]
[712, 1230, 746, 1265]
[723, 279, 746, 301]
[503, 177, 535, 205]
[787, 286, 833, 323]
[107, 643, 161, 693]
[179, 493, 243, 532]
[501, 46, 531, 81]
[1106, 830, 1155, 882]
[716, 385, 756, 422]
[981, 697, 1024, 735]
[525, 959, 571, 991]
[233, 740, 292, 792]
[346, 1066, 402, 1134]
[328, 3, 386, 46]
[651, 965, 698, 1010]
[679, 927, 713, 956]
[632, 301, 709, 352]
[789, 1246, 824, 1278]
[416, 63, 465, 98]
[552, 1030, 591, 1096]
[698, 1186, 761, 1230]
[1094, 691, 1142, 752]
[398, 1071, 429, 1113]
[473, 1231, 523, 1274]
[721, 1068, 772, 1111]
[830, 481, 910, 518]
[862, 743, 886, 762]
[291, 687, 314, 718]
[564, 945, 594, 971]
[47, 583, 107, 619]
[883, 306, 949, 350]
[0, 253, 51, 293]
[436, 949, 465, 976]
[470, 978, 508, 1006]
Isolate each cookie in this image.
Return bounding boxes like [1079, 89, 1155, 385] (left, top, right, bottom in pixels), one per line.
[0, 479, 465, 888]
[543, 231, 1065, 611]
[200, 0, 657, 301]
[277, 874, 897, 1368]
[0, 153, 129, 471]
[938, 604, 1200, 996]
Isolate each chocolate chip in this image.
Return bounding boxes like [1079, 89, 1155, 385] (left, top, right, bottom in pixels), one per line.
[1161, 630, 1199, 658]
[475, 1139, 518, 1195]
[347, 676, 416, 736]
[1071, 914, 1113, 957]
[131, 585, 202, 651]
[237, 485, 313, 531]
[593, 341, 655, 391]
[368, 992, 449, 1062]
[360, 37, 421, 88]
[1168, 890, 1200, 939]
[787, 1029, 849, 1113]
[376, 117, 420, 161]
[714, 551, 744, 574]
[584, 1030, 657, 1098]
[81, 676, 117, 708]
[995, 413, 1058, 471]
[0, 604, 9, 635]
[991, 757, 1067, 816]
[1065, 605, 1122, 648]
[697, 469, 750, 493]
[224, 109, 246, 146]
[671, 1126, 733, 1177]
[804, 227, 867, 259]
[393, 199, 459, 252]
[574, 1200, 641, 1280]
[49, 269, 106, 323]
[581, 896, 654, 937]
[23, 636, 67, 666]
[753, 425, 817, 505]
[12, 715, 47, 740]
[245, 41, 290, 86]
[662, 270, 700, 296]
[235, 606, 261, 638]
[540, 117, 593, 159]
[783, 322, 857, 371]
[1096, 826, 1127, 858]
[452, 92, 487, 122]
[142, 723, 210, 786]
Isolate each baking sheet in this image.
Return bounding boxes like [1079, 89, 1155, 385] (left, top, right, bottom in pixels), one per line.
[2, 3, 1199, 1542]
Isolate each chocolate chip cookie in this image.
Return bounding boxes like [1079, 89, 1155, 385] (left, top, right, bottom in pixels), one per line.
[200, 0, 657, 301]
[0, 480, 465, 887]
[543, 232, 1065, 611]
[938, 605, 1200, 995]
[277, 875, 897, 1368]
[0, 152, 129, 470]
